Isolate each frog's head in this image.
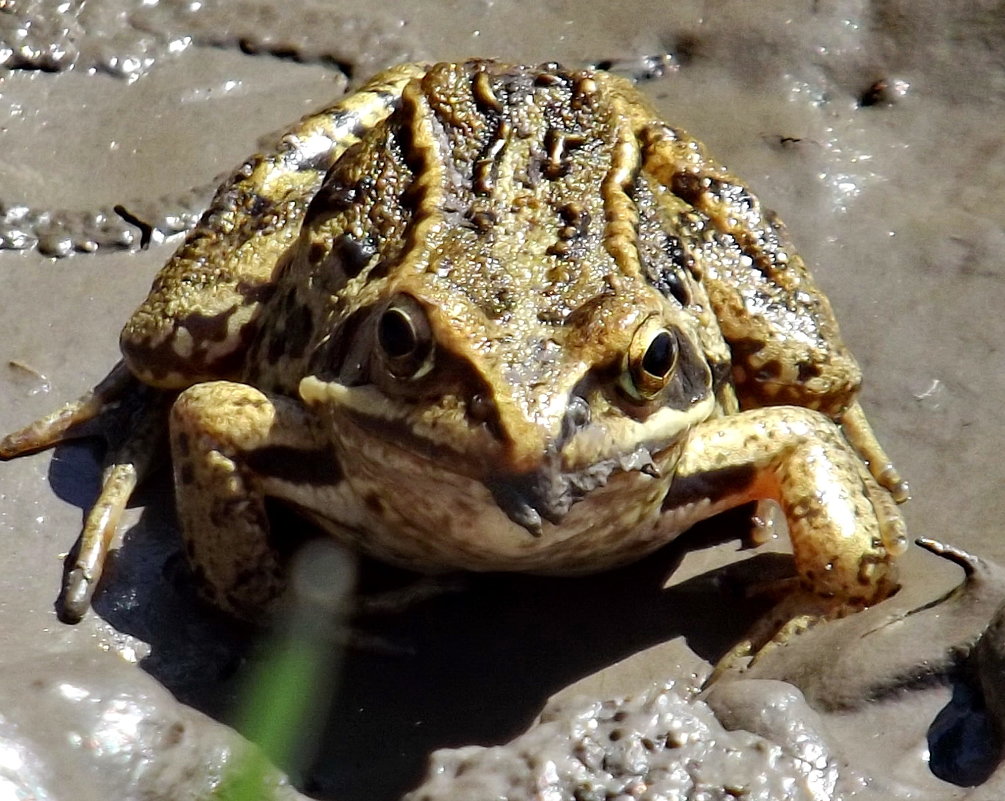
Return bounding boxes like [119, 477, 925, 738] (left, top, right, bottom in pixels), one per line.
[295, 58, 724, 535]
[299, 273, 719, 534]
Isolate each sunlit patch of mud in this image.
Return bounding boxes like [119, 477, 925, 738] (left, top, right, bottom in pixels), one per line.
[0, 0, 416, 257]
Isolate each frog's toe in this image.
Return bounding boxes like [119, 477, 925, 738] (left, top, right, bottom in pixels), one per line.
[706, 589, 858, 685]
[748, 499, 785, 546]
[879, 467, 911, 504]
[863, 474, 910, 557]
[880, 507, 910, 557]
[840, 401, 910, 504]
[54, 388, 169, 620]
[1, 362, 137, 459]
[59, 462, 139, 622]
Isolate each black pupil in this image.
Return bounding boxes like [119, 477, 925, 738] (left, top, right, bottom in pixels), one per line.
[378, 309, 416, 358]
[641, 331, 674, 377]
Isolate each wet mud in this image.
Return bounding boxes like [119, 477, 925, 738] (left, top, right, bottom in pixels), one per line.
[1, 1, 1004, 799]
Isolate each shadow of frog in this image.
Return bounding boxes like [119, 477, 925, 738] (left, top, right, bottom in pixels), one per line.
[80, 478, 778, 800]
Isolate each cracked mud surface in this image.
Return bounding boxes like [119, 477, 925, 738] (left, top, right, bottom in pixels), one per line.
[1, 1, 1004, 798]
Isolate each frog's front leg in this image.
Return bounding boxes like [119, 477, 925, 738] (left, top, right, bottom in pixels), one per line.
[665, 406, 908, 612]
[170, 381, 334, 618]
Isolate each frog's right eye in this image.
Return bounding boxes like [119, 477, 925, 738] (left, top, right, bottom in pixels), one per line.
[619, 318, 678, 402]
[376, 294, 435, 380]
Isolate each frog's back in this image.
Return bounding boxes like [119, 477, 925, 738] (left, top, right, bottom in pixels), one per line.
[120, 59, 859, 422]
[246, 61, 725, 398]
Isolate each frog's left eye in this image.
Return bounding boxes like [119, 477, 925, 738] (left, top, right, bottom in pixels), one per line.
[620, 320, 678, 401]
[376, 295, 435, 380]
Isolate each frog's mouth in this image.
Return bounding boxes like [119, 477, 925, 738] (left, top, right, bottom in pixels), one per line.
[301, 375, 714, 536]
[483, 445, 663, 535]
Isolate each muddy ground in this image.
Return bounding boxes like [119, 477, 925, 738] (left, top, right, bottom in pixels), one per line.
[1, 1, 1004, 798]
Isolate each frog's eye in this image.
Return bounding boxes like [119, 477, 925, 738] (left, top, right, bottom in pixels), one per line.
[620, 320, 678, 401]
[376, 295, 435, 380]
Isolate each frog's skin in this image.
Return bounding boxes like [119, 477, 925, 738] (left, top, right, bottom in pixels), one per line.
[1, 60, 908, 631]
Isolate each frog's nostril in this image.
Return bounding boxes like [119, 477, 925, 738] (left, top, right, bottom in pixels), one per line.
[562, 396, 591, 436]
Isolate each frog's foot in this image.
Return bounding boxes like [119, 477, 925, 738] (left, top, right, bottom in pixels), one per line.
[353, 575, 467, 616]
[840, 401, 910, 504]
[706, 589, 860, 684]
[666, 405, 908, 683]
[61, 393, 168, 620]
[2, 362, 169, 620]
[669, 406, 908, 600]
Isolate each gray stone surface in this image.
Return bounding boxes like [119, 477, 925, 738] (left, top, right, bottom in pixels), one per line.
[1, 0, 1004, 799]
[0, 646, 307, 800]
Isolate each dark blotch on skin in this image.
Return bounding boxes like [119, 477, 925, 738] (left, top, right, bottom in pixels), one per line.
[648, 235, 692, 307]
[467, 209, 498, 233]
[248, 193, 275, 219]
[394, 109, 425, 185]
[245, 444, 342, 486]
[797, 361, 822, 381]
[559, 202, 590, 238]
[729, 337, 767, 361]
[709, 359, 733, 398]
[757, 360, 783, 381]
[398, 175, 425, 216]
[283, 304, 313, 361]
[364, 493, 384, 514]
[315, 305, 369, 384]
[303, 173, 362, 228]
[368, 259, 393, 281]
[671, 170, 705, 206]
[236, 279, 278, 306]
[662, 462, 757, 511]
[534, 68, 569, 88]
[266, 331, 285, 366]
[176, 307, 241, 345]
[308, 241, 327, 266]
[333, 232, 375, 278]
[705, 178, 755, 214]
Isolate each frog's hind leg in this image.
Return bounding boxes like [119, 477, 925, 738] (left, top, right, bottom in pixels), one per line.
[1, 362, 171, 620]
[62, 385, 170, 620]
[665, 405, 909, 675]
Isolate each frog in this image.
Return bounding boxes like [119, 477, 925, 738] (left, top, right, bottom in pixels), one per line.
[1, 60, 909, 644]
